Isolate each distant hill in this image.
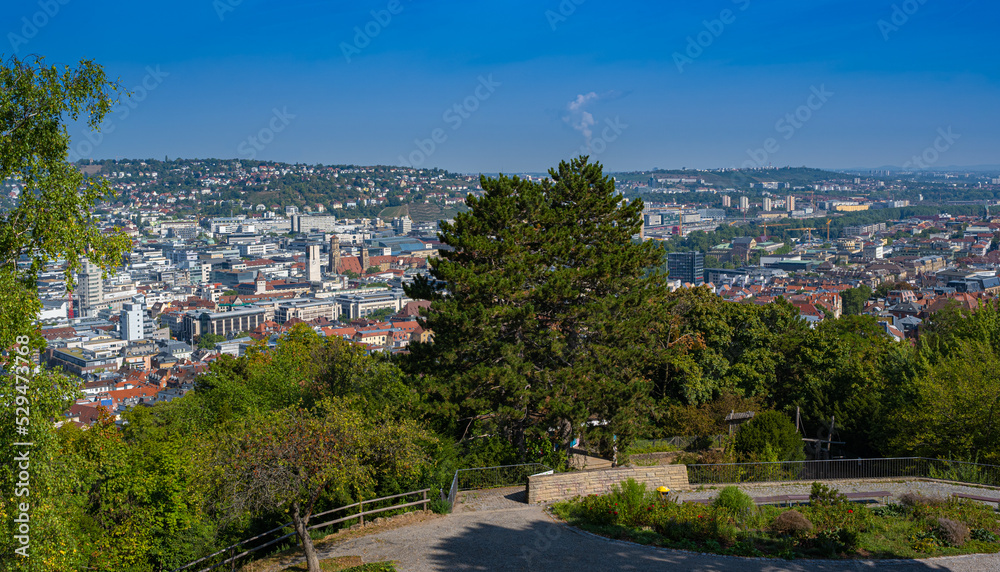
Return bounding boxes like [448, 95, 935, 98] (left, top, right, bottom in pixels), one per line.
[379, 202, 468, 223]
[72, 157, 477, 219]
[612, 167, 851, 188]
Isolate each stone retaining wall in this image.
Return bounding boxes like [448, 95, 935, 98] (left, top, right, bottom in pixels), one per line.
[527, 465, 689, 504]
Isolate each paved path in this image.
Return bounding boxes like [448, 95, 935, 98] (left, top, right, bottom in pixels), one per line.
[454, 487, 528, 513]
[311, 487, 1000, 572]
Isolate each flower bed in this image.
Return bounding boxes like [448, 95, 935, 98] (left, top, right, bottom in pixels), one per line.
[550, 479, 1000, 559]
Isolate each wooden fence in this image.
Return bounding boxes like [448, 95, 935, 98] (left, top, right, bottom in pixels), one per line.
[171, 488, 430, 572]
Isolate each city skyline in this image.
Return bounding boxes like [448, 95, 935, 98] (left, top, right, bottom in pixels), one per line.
[4, 0, 997, 172]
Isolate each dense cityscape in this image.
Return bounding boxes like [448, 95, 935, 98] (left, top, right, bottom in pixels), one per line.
[3, 0, 1000, 570]
[15, 158, 1000, 429]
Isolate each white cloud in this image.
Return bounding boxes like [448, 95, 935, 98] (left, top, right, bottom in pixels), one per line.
[564, 92, 601, 147]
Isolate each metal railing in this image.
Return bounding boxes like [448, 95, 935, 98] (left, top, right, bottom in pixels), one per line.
[171, 488, 429, 572]
[686, 457, 1000, 487]
[447, 463, 553, 508]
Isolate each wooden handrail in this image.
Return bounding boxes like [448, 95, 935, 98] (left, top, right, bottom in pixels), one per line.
[171, 521, 294, 572]
[173, 488, 433, 572]
[310, 488, 430, 521]
[308, 498, 430, 531]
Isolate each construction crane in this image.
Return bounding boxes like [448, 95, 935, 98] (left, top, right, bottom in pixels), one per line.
[785, 227, 818, 242]
[805, 220, 835, 242]
[757, 222, 790, 240]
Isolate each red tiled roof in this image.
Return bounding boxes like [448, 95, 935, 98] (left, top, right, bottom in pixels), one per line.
[68, 403, 103, 425]
[338, 256, 363, 275]
[323, 326, 357, 338]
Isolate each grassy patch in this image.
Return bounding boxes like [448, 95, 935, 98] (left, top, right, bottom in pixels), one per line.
[552, 479, 1000, 560]
[625, 439, 682, 456]
[378, 205, 409, 219]
[281, 558, 396, 571]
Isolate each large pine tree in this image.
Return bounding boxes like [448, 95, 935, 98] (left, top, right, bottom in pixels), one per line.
[406, 156, 669, 463]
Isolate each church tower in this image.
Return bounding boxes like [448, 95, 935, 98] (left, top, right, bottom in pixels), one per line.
[329, 235, 341, 273]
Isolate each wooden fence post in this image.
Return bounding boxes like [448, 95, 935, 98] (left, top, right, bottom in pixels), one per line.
[359, 499, 364, 525]
[422, 490, 428, 512]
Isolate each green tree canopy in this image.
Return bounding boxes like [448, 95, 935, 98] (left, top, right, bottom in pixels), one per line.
[0, 55, 129, 571]
[209, 399, 428, 572]
[889, 340, 1000, 464]
[0, 55, 130, 348]
[405, 157, 668, 463]
[733, 410, 805, 462]
[196, 332, 227, 349]
[840, 285, 872, 315]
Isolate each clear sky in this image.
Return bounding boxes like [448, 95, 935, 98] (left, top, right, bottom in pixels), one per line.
[4, 0, 998, 173]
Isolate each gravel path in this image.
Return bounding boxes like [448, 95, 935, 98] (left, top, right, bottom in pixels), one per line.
[454, 487, 528, 513]
[675, 479, 1000, 506]
[307, 481, 1000, 572]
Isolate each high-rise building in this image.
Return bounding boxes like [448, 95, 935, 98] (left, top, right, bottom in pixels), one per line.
[393, 216, 412, 235]
[77, 258, 104, 318]
[763, 197, 773, 212]
[121, 302, 145, 341]
[361, 247, 370, 274]
[307, 244, 321, 282]
[291, 214, 338, 233]
[786, 195, 796, 212]
[739, 196, 749, 211]
[667, 251, 705, 286]
[722, 195, 731, 208]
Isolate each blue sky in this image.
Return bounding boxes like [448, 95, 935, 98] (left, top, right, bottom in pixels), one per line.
[4, 0, 998, 173]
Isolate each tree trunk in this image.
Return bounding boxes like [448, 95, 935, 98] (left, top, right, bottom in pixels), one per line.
[292, 502, 321, 572]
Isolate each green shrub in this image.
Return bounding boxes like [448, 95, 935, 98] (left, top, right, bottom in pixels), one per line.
[711, 486, 754, 516]
[909, 530, 943, 553]
[609, 478, 653, 525]
[936, 517, 970, 546]
[945, 498, 999, 531]
[928, 456, 987, 485]
[428, 498, 451, 514]
[871, 503, 907, 518]
[770, 510, 814, 536]
[971, 528, 999, 543]
[657, 518, 699, 542]
[814, 527, 858, 556]
[459, 434, 520, 468]
[611, 478, 649, 508]
[809, 482, 846, 506]
[732, 411, 805, 462]
[343, 564, 397, 572]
